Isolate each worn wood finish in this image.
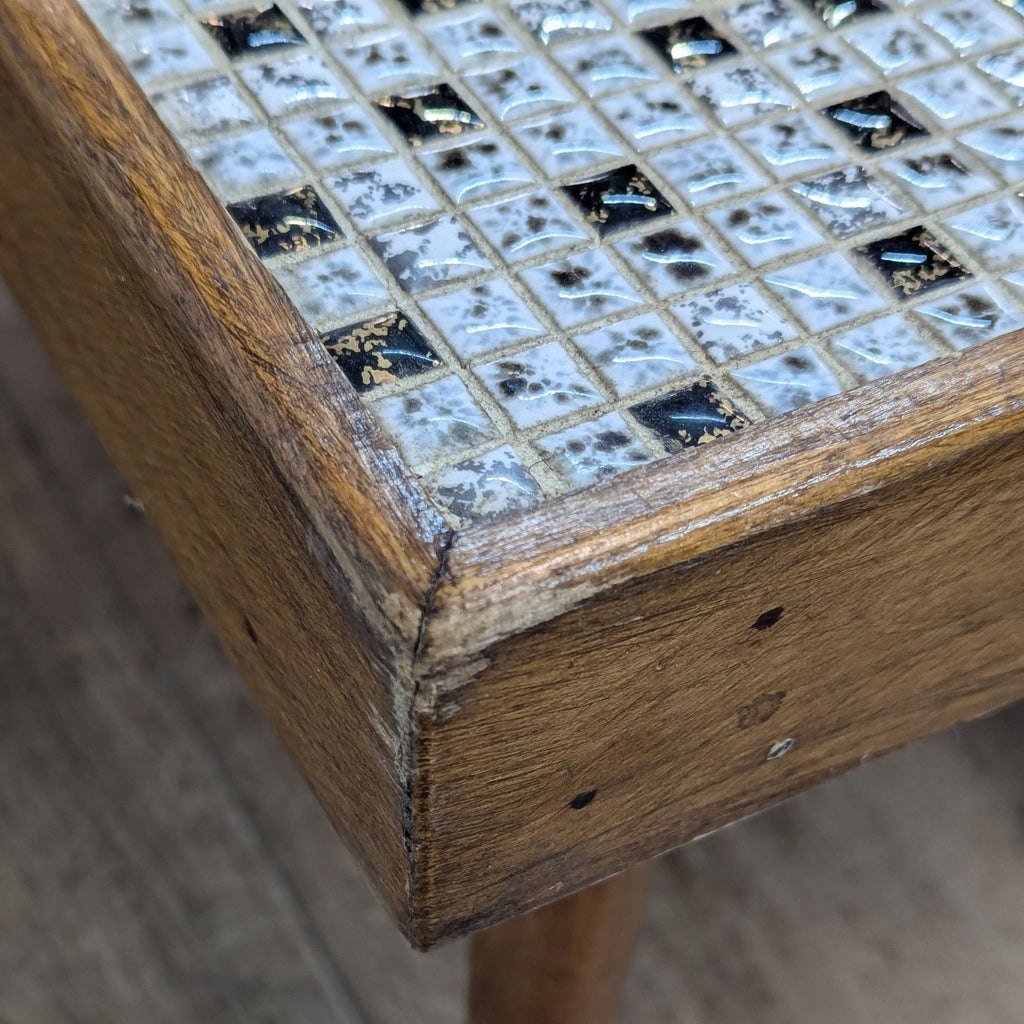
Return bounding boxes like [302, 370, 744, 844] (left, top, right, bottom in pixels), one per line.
[5, 283, 1024, 1023]
[0, 1, 447, 933]
[4, 0, 1024, 951]
[469, 862, 655, 1024]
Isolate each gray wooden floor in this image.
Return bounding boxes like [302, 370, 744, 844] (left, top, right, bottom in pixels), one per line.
[2, 279, 1023, 1024]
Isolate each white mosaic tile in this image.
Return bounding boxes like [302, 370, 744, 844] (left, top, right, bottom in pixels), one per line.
[731, 346, 842, 413]
[85, 0, 1024, 524]
[831, 313, 942, 379]
[572, 312, 699, 395]
[189, 128, 299, 199]
[323, 157, 439, 229]
[432, 445, 541, 523]
[372, 214, 493, 292]
[913, 283, 1024, 348]
[238, 53, 349, 117]
[672, 282, 797, 362]
[512, 111, 626, 177]
[150, 76, 258, 139]
[419, 279, 547, 360]
[280, 104, 394, 169]
[535, 411, 654, 487]
[272, 247, 388, 328]
[764, 251, 887, 330]
[476, 340, 603, 427]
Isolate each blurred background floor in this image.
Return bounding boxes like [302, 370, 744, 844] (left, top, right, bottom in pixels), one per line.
[1, 277, 1023, 1024]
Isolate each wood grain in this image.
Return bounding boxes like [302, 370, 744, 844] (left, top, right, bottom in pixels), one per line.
[469, 862, 655, 1024]
[0, 0, 447, 934]
[4, 280, 1024, 1023]
[3, 0, 1024, 952]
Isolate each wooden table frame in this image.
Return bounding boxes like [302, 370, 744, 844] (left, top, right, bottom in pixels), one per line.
[4, 2, 1024, 1019]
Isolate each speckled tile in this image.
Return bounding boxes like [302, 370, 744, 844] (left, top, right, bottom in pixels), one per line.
[475, 340, 603, 427]
[419, 279, 546, 359]
[735, 113, 843, 177]
[86, 0, 1024, 522]
[272, 246, 388, 327]
[791, 165, 905, 237]
[418, 136, 534, 202]
[201, 5, 307, 58]
[372, 374, 497, 465]
[424, 10, 524, 70]
[883, 147, 993, 212]
[296, 0, 390, 36]
[190, 128, 299, 199]
[375, 83, 486, 145]
[535, 412, 653, 486]
[238, 53, 349, 116]
[572, 313, 699, 395]
[943, 197, 1024, 270]
[150, 76, 258, 139]
[830, 312, 941, 378]
[228, 184, 342, 257]
[614, 222, 733, 298]
[913, 282, 1024, 348]
[323, 156, 439, 229]
[281, 104, 394, 170]
[596, 84, 706, 152]
[512, 111, 625, 177]
[630, 380, 750, 450]
[856, 226, 969, 298]
[764, 251, 887, 329]
[730, 346, 842, 413]
[433, 445, 542, 522]
[651, 137, 768, 206]
[372, 214, 493, 291]
[707, 194, 823, 266]
[469, 189, 588, 262]
[322, 310, 442, 391]
[520, 250, 643, 328]
[672, 282, 797, 362]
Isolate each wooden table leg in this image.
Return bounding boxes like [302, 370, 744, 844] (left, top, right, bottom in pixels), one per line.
[468, 861, 655, 1024]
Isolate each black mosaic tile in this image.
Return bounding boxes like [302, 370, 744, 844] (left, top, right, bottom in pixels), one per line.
[227, 185, 341, 257]
[855, 226, 971, 298]
[629, 380, 750, 452]
[801, 0, 890, 30]
[639, 17, 738, 74]
[322, 312, 441, 392]
[375, 84, 486, 146]
[200, 5, 306, 58]
[562, 165, 674, 236]
[821, 91, 927, 150]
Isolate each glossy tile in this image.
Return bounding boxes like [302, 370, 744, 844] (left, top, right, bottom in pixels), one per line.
[419, 279, 546, 359]
[572, 312, 699, 395]
[630, 380, 750, 450]
[272, 246, 388, 327]
[730, 345, 841, 413]
[830, 312, 941, 378]
[228, 184, 342, 257]
[87, 0, 1024, 521]
[433, 445, 542, 522]
[475, 340, 603, 427]
[535, 412, 653, 486]
[322, 310, 441, 391]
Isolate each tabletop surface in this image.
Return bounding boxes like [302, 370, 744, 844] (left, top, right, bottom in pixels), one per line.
[82, 0, 1024, 528]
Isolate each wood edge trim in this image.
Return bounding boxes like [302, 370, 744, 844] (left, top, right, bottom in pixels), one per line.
[0, 0, 453, 646]
[421, 331, 1024, 667]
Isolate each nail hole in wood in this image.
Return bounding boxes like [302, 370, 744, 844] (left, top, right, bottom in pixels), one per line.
[752, 606, 784, 631]
[569, 789, 596, 810]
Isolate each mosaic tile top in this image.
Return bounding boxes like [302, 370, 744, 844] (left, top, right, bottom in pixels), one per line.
[83, 0, 1024, 525]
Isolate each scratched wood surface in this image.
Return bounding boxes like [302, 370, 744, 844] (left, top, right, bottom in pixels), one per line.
[4, 282, 1024, 1024]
